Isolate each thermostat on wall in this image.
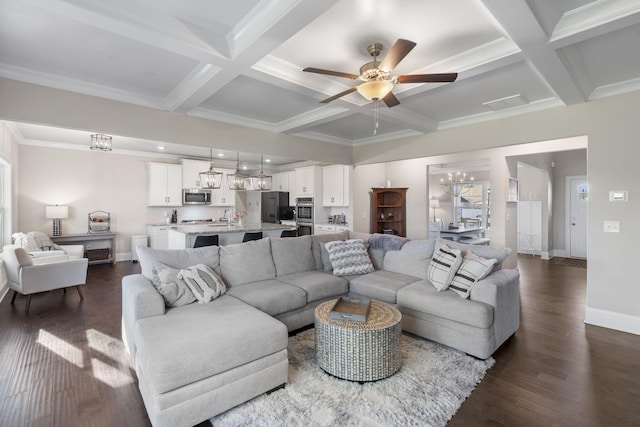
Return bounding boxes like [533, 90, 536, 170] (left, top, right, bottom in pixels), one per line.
[609, 190, 628, 202]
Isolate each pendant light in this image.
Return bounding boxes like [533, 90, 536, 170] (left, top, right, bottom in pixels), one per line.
[199, 148, 223, 189]
[227, 152, 251, 190]
[90, 133, 112, 151]
[251, 155, 272, 191]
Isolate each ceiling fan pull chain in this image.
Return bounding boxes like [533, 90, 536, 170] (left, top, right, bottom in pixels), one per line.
[374, 100, 379, 135]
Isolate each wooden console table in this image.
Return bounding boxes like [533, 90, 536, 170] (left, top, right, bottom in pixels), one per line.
[51, 232, 116, 265]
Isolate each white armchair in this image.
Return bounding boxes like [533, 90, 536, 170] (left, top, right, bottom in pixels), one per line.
[2, 245, 89, 312]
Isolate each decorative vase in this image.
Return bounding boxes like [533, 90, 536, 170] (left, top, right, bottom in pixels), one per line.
[238, 218, 244, 227]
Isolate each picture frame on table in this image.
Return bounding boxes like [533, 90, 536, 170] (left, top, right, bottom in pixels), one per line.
[507, 177, 519, 202]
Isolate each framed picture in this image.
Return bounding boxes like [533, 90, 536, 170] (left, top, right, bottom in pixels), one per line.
[507, 177, 519, 202]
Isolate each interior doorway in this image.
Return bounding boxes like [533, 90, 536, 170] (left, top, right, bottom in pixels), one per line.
[567, 176, 588, 258]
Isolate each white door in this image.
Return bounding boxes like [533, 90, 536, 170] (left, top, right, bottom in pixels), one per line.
[569, 176, 588, 258]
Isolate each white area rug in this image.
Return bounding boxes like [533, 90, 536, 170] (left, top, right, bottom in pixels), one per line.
[211, 328, 494, 426]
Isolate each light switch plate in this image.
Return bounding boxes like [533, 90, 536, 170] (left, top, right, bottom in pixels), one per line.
[604, 220, 620, 233]
[609, 190, 628, 202]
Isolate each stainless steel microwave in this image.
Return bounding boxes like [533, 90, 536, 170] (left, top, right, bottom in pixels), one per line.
[182, 189, 211, 205]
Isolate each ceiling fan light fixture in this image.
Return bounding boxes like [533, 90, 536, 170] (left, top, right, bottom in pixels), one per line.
[357, 80, 393, 101]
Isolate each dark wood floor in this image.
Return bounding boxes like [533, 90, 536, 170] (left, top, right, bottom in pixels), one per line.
[1, 256, 639, 426]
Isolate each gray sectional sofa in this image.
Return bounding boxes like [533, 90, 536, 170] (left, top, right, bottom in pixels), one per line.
[122, 232, 519, 427]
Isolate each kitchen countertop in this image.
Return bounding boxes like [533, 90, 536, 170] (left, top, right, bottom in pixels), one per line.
[168, 222, 296, 235]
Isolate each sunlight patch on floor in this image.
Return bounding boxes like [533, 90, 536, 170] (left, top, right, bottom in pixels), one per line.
[36, 329, 84, 368]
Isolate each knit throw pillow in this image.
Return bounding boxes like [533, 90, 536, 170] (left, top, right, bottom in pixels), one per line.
[427, 243, 463, 291]
[324, 239, 374, 276]
[178, 264, 227, 303]
[449, 251, 496, 298]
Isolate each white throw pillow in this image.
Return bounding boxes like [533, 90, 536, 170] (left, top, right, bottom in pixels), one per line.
[152, 262, 197, 307]
[324, 239, 374, 276]
[178, 264, 227, 303]
[427, 243, 463, 291]
[449, 251, 496, 298]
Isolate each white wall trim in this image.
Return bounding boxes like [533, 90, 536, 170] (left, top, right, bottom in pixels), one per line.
[585, 307, 640, 336]
[115, 252, 132, 263]
[551, 248, 567, 258]
[541, 251, 551, 260]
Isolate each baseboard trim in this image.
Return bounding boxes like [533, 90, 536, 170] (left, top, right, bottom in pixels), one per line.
[552, 249, 567, 258]
[541, 251, 551, 260]
[585, 307, 640, 336]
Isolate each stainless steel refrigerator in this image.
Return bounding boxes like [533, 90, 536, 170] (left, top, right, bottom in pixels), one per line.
[261, 192, 294, 223]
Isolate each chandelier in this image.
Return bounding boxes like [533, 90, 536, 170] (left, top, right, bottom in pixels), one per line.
[251, 155, 272, 191]
[439, 172, 475, 197]
[199, 148, 223, 189]
[90, 133, 112, 151]
[227, 152, 250, 190]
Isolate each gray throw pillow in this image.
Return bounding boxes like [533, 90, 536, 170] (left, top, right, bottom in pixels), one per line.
[324, 239, 374, 276]
[151, 262, 196, 307]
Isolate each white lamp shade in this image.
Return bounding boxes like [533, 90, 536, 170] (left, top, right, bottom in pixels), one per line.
[46, 205, 68, 219]
[429, 199, 440, 208]
[357, 80, 393, 101]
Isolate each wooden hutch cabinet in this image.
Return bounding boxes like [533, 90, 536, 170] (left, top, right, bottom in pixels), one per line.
[370, 187, 408, 237]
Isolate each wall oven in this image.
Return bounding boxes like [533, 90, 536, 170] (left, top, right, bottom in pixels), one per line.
[296, 197, 314, 235]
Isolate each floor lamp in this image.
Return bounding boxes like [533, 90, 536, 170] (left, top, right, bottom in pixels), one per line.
[429, 199, 440, 222]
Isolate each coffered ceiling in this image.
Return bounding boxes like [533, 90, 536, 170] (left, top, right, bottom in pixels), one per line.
[2, 0, 640, 164]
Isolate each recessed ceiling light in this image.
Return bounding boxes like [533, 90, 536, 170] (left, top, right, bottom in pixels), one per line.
[157, 146, 165, 150]
[242, 165, 247, 170]
[217, 153, 224, 157]
[265, 158, 271, 163]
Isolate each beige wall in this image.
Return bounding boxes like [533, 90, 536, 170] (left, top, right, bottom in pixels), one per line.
[2, 78, 639, 335]
[17, 145, 172, 259]
[353, 91, 640, 335]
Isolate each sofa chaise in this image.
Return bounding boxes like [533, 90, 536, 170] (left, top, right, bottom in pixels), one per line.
[122, 232, 519, 427]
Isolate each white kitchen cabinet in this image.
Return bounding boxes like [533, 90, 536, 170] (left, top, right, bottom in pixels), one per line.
[273, 171, 296, 205]
[147, 225, 171, 249]
[181, 159, 211, 189]
[148, 163, 182, 206]
[272, 172, 289, 192]
[322, 165, 350, 207]
[210, 168, 236, 207]
[314, 224, 337, 235]
[295, 166, 322, 197]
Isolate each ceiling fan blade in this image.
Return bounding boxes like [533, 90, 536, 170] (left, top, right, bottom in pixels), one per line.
[303, 67, 359, 80]
[382, 91, 400, 108]
[397, 73, 458, 84]
[319, 87, 358, 103]
[378, 39, 417, 72]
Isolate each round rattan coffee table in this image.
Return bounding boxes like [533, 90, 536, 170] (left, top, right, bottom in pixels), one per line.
[314, 299, 402, 382]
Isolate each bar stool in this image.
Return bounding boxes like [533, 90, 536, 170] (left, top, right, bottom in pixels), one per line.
[242, 232, 263, 242]
[280, 229, 298, 238]
[193, 235, 219, 248]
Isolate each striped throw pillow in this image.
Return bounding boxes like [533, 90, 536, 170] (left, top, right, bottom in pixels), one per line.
[427, 244, 463, 291]
[449, 251, 496, 298]
[324, 239, 374, 276]
[178, 264, 227, 303]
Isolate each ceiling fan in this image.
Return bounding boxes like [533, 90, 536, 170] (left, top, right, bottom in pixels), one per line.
[303, 39, 458, 107]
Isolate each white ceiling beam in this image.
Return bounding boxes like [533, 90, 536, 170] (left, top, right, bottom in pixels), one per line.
[169, 0, 339, 113]
[480, 0, 585, 105]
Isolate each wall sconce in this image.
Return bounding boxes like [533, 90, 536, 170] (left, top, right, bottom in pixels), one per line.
[46, 205, 69, 236]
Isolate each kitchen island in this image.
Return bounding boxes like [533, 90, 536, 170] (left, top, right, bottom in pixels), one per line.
[167, 222, 297, 248]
